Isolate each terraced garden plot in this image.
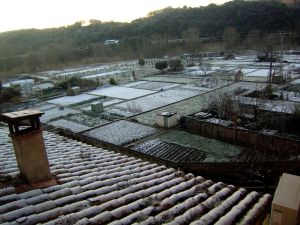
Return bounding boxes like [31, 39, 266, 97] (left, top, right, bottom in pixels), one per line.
[87, 86, 156, 99]
[132, 139, 207, 163]
[78, 99, 124, 112]
[134, 82, 260, 126]
[46, 94, 98, 106]
[83, 120, 158, 146]
[157, 130, 243, 162]
[64, 114, 110, 127]
[48, 119, 90, 133]
[107, 88, 200, 117]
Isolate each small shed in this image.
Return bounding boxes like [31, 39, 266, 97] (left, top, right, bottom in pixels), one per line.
[271, 173, 300, 225]
[71, 86, 81, 96]
[156, 112, 178, 128]
[91, 102, 104, 114]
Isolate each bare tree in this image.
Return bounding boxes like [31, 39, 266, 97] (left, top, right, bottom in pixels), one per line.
[198, 58, 212, 76]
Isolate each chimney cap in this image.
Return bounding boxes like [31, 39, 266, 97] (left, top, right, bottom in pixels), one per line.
[0, 110, 44, 123]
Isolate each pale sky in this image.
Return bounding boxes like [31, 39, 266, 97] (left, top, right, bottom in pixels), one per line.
[0, 0, 229, 33]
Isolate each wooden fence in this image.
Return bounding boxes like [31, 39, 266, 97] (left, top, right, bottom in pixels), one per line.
[182, 116, 300, 157]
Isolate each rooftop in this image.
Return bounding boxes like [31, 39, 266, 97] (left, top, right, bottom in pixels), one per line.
[0, 126, 271, 224]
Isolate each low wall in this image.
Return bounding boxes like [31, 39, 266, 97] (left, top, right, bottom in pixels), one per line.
[182, 116, 300, 157]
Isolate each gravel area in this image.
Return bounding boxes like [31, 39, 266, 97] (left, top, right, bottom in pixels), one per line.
[83, 120, 158, 146]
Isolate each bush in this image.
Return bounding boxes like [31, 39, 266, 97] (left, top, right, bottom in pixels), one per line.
[155, 61, 168, 71]
[0, 87, 21, 102]
[168, 59, 183, 71]
[57, 76, 97, 90]
[109, 77, 117, 85]
[138, 59, 145, 66]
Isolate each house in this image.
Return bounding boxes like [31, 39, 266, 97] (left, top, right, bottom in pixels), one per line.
[104, 40, 120, 45]
[0, 125, 272, 224]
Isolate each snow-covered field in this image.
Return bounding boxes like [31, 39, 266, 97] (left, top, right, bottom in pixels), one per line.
[83, 120, 158, 146]
[48, 119, 90, 133]
[46, 94, 98, 106]
[87, 86, 156, 99]
[107, 88, 201, 117]
[41, 107, 80, 122]
[124, 81, 180, 91]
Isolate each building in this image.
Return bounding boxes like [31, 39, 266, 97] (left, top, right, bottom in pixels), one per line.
[104, 39, 120, 45]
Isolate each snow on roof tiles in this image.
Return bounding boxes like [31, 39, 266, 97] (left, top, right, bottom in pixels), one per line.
[0, 126, 271, 224]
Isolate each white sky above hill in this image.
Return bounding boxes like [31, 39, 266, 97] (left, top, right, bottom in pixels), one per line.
[0, 0, 229, 33]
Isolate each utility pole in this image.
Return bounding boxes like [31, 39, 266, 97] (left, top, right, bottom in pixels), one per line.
[269, 47, 273, 84]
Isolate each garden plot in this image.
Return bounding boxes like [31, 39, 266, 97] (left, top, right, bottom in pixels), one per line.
[157, 130, 244, 162]
[46, 94, 98, 106]
[122, 81, 148, 87]
[132, 139, 206, 163]
[291, 79, 300, 84]
[179, 84, 213, 92]
[31, 102, 57, 111]
[87, 86, 156, 99]
[134, 82, 259, 125]
[41, 107, 80, 123]
[188, 70, 215, 75]
[80, 99, 124, 112]
[64, 114, 109, 127]
[126, 81, 181, 91]
[48, 119, 90, 133]
[142, 76, 198, 84]
[243, 69, 272, 82]
[83, 120, 158, 146]
[83, 70, 126, 79]
[107, 88, 200, 117]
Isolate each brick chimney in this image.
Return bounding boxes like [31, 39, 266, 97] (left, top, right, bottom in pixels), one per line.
[0, 110, 55, 187]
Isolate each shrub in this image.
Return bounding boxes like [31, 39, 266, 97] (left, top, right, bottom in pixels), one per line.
[0, 87, 21, 102]
[109, 77, 117, 85]
[138, 58, 145, 66]
[155, 61, 168, 71]
[168, 59, 183, 71]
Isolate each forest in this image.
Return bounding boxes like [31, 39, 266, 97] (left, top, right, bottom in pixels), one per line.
[0, 0, 300, 75]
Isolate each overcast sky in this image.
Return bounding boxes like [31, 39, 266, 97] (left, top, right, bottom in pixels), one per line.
[0, 0, 230, 33]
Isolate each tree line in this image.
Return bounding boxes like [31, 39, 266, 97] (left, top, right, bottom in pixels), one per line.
[0, 0, 300, 76]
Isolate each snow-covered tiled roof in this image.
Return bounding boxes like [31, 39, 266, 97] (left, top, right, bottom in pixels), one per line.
[0, 126, 271, 224]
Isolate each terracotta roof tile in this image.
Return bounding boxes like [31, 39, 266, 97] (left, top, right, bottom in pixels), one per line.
[0, 127, 271, 224]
